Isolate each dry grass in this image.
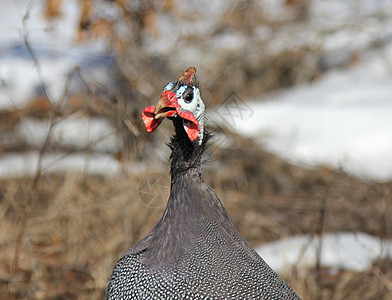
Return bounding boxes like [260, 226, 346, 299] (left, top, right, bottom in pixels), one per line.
[0, 131, 391, 299]
[1, 173, 161, 299]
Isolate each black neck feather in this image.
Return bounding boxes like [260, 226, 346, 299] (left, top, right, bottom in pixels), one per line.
[131, 119, 233, 268]
[168, 118, 210, 178]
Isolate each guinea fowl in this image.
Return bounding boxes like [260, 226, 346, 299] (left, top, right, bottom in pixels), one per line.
[107, 67, 301, 299]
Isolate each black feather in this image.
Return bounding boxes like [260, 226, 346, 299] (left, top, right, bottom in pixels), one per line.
[168, 117, 211, 178]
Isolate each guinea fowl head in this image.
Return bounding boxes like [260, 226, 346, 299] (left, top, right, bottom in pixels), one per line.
[142, 66, 206, 145]
[142, 67, 209, 176]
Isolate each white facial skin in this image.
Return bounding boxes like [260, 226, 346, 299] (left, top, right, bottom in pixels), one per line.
[176, 85, 205, 144]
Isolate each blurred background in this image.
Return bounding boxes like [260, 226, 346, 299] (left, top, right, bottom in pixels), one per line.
[1, 0, 392, 299]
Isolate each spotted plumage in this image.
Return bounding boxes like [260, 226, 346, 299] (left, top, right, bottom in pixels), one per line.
[107, 67, 301, 299]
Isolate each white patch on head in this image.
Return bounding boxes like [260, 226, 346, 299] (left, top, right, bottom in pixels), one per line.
[176, 85, 187, 97]
[176, 86, 205, 144]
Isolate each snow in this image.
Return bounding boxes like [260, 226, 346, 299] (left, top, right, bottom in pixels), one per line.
[15, 116, 119, 152]
[0, 0, 112, 109]
[0, 151, 121, 178]
[0, 0, 79, 46]
[256, 232, 392, 274]
[0, 0, 116, 177]
[213, 45, 392, 182]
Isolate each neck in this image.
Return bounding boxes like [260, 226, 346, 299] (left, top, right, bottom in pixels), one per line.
[169, 119, 210, 179]
[133, 123, 238, 268]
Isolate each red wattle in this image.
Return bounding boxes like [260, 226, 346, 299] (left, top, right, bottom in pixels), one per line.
[142, 106, 162, 132]
[183, 120, 199, 141]
[178, 110, 200, 141]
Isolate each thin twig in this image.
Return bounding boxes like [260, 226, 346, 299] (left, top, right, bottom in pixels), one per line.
[21, 1, 51, 104]
[12, 2, 67, 273]
[77, 67, 140, 137]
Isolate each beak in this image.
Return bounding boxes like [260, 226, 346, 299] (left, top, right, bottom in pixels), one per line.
[154, 91, 179, 119]
[141, 90, 179, 133]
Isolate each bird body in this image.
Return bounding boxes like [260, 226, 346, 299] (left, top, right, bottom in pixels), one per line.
[107, 67, 301, 299]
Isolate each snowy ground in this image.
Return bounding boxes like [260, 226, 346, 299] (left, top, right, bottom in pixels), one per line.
[0, 151, 121, 178]
[0, 0, 112, 109]
[214, 45, 392, 182]
[256, 232, 392, 275]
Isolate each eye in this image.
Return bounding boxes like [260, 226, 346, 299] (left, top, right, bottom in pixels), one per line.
[184, 90, 194, 103]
